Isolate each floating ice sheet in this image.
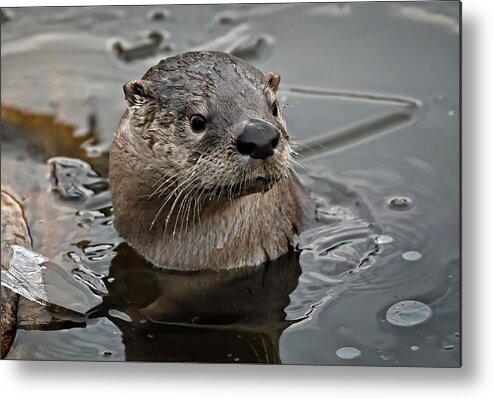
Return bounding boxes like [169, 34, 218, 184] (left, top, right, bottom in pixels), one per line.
[1, 245, 105, 314]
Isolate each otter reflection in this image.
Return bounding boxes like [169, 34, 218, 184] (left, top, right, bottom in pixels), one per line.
[95, 244, 301, 363]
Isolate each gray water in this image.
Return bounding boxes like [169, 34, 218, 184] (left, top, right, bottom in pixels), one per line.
[0, 2, 460, 366]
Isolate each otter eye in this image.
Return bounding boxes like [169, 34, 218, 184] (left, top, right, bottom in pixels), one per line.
[272, 101, 278, 117]
[190, 114, 207, 133]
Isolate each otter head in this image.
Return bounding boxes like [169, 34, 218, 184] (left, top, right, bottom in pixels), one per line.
[120, 51, 291, 201]
[110, 51, 308, 270]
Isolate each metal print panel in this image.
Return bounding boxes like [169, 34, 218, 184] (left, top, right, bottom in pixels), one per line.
[0, 1, 461, 366]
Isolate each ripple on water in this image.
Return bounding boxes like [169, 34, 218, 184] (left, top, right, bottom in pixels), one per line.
[285, 179, 381, 321]
[385, 300, 432, 327]
[7, 317, 124, 361]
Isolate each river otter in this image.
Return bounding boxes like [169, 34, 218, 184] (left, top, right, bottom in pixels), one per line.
[109, 51, 310, 271]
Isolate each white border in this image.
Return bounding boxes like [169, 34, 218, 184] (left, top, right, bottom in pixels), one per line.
[2, 0, 492, 397]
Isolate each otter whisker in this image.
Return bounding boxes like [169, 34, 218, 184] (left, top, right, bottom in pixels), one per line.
[193, 174, 215, 228]
[185, 170, 213, 235]
[149, 162, 206, 231]
[145, 173, 180, 200]
[152, 170, 171, 188]
[289, 157, 305, 168]
[182, 184, 202, 236]
[174, 191, 192, 238]
[165, 181, 197, 237]
[168, 169, 209, 237]
[172, 165, 213, 236]
[224, 162, 242, 203]
[290, 139, 314, 152]
[193, 165, 220, 226]
[175, 174, 206, 238]
[143, 166, 192, 200]
[173, 164, 208, 237]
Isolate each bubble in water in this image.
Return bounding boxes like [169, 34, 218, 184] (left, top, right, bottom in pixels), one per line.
[376, 235, 394, 245]
[335, 346, 362, 359]
[386, 300, 432, 327]
[410, 345, 419, 351]
[442, 345, 455, 351]
[402, 251, 422, 261]
[147, 334, 155, 339]
[448, 110, 455, 116]
[234, 357, 240, 362]
[387, 196, 412, 210]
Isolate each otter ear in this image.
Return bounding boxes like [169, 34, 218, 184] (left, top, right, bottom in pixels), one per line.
[265, 71, 281, 93]
[123, 80, 155, 107]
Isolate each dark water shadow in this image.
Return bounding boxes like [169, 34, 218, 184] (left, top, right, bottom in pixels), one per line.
[88, 244, 302, 363]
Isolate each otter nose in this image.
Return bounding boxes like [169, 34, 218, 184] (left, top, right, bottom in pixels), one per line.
[236, 120, 279, 159]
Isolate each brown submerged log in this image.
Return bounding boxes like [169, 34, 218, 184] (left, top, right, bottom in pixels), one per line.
[1, 188, 31, 358]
